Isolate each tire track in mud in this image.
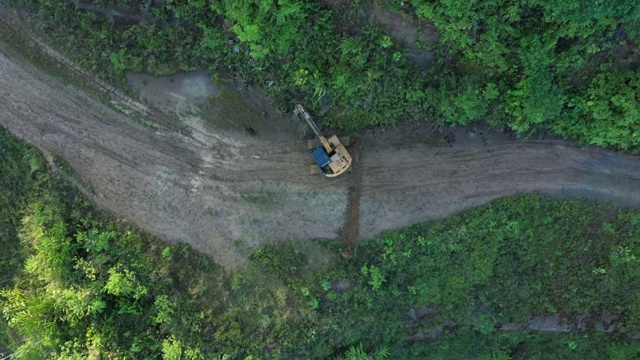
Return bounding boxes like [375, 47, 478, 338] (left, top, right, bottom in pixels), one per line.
[0, 10, 188, 136]
[356, 141, 640, 240]
[0, 9, 205, 177]
[342, 143, 363, 249]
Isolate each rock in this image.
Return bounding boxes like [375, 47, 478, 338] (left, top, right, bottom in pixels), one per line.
[596, 314, 618, 333]
[575, 314, 589, 331]
[500, 323, 524, 331]
[528, 313, 570, 332]
[331, 279, 350, 293]
[408, 308, 418, 322]
[414, 303, 440, 319]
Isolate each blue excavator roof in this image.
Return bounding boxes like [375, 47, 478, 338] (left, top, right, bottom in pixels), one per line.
[310, 147, 331, 169]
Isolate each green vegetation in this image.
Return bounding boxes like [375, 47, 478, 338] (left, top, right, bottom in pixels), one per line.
[0, 129, 317, 358]
[2, 129, 640, 358]
[7, 0, 639, 150]
[0, 129, 48, 351]
[303, 196, 640, 357]
[405, 0, 640, 149]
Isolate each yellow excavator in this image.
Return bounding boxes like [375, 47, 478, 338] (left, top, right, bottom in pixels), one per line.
[294, 104, 352, 177]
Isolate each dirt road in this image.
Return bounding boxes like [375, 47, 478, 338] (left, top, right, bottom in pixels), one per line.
[1, 15, 640, 269]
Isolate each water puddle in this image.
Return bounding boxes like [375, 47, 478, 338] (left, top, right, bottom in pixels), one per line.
[126, 71, 300, 144]
[127, 71, 221, 115]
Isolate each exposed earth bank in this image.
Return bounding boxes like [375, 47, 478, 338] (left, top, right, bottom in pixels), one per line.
[1, 17, 640, 270]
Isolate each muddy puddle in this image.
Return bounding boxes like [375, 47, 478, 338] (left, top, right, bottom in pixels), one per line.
[127, 71, 221, 115]
[126, 71, 300, 144]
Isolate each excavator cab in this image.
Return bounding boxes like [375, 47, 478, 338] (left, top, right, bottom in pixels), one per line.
[294, 104, 352, 177]
[311, 147, 332, 169]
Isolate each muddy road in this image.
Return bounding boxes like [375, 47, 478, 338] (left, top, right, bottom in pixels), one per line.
[1, 17, 640, 269]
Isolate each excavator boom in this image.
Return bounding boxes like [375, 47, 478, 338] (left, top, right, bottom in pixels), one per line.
[294, 104, 332, 153]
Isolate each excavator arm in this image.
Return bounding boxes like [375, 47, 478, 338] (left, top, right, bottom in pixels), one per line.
[294, 104, 333, 154]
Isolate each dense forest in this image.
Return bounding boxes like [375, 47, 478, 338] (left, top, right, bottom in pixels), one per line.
[5, 0, 640, 150]
[2, 0, 640, 358]
[2, 132, 640, 358]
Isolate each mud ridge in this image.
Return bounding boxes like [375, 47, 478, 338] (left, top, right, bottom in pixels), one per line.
[342, 143, 363, 247]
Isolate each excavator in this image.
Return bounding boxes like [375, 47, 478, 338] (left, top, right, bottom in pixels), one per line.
[294, 104, 352, 177]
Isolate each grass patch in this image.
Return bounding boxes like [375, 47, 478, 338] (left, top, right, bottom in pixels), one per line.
[288, 194, 640, 357]
[239, 191, 279, 206]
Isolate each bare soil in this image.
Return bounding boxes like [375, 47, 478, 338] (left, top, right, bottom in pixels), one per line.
[1, 9, 640, 270]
